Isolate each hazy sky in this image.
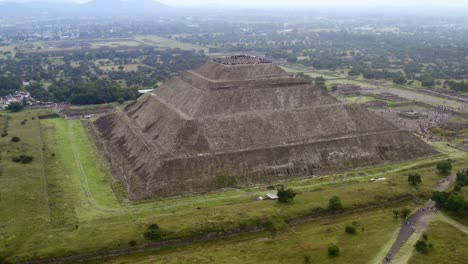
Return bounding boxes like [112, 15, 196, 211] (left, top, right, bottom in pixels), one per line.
[158, 0, 468, 7]
[1, 0, 468, 8]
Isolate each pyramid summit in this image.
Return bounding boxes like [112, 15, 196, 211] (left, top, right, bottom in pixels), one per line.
[95, 55, 436, 199]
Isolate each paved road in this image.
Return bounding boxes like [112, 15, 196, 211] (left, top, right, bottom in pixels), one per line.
[382, 173, 455, 263]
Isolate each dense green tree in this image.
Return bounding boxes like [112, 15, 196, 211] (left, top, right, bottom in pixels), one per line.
[286, 55, 298, 63]
[314, 76, 327, 90]
[328, 244, 340, 257]
[414, 240, 430, 254]
[328, 196, 343, 210]
[345, 225, 357, 234]
[436, 160, 452, 173]
[393, 73, 407, 85]
[445, 194, 464, 212]
[401, 208, 412, 219]
[408, 173, 422, 186]
[277, 187, 297, 203]
[144, 224, 162, 241]
[6, 102, 23, 112]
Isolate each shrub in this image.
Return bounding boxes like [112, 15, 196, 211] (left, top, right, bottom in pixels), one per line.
[345, 225, 357, 234]
[328, 196, 343, 210]
[12, 155, 34, 164]
[6, 102, 23, 112]
[117, 97, 125, 104]
[11, 136, 20, 142]
[277, 187, 296, 203]
[414, 240, 430, 254]
[144, 224, 162, 241]
[328, 244, 340, 257]
[436, 160, 452, 173]
[408, 173, 422, 186]
[1, 132, 7, 137]
[400, 208, 412, 219]
[128, 240, 137, 247]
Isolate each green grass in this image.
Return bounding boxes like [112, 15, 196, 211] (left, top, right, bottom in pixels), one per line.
[134, 35, 209, 52]
[1, 111, 467, 263]
[0, 111, 50, 260]
[327, 79, 379, 88]
[100, 63, 142, 72]
[90, 204, 413, 264]
[460, 186, 468, 200]
[343, 96, 392, 104]
[67, 102, 123, 111]
[407, 216, 468, 264]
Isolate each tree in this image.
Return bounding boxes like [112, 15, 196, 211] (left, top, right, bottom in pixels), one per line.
[314, 76, 327, 90]
[328, 244, 340, 257]
[345, 225, 357, 234]
[432, 191, 449, 205]
[329, 196, 343, 210]
[414, 240, 429, 254]
[436, 160, 452, 173]
[286, 55, 298, 63]
[393, 73, 406, 85]
[445, 194, 464, 212]
[296, 72, 313, 83]
[408, 173, 422, 186]
[401, 208, 412, 219]
[11, 155, 33, 164]
[144, 223, 162, 240]
[6, 102, 23, 112]
[277, 187, 297, 203]
[11, 136, 20, 142]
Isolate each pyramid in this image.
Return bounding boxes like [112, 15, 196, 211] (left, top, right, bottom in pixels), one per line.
[95, 55, 436, 199]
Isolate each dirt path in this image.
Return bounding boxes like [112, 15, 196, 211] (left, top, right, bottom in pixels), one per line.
[381, 173, 456, 263]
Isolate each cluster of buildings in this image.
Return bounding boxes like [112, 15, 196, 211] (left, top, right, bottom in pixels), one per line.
[0, 91, 35, 109]
[0, 31, 80, 45]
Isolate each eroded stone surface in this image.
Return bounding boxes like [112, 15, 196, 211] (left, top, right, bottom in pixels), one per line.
[95, 56, 437, 199]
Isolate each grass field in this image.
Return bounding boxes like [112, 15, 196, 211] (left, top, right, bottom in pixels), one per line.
[0, 34, 209, 59]
[407, 214, 468, 264]
[344, 95, 393, 104]
[1, 110, 467, 263]
[134, 35, 208, 52]
[99, 63, 143, 72]
[92, 203, 413, 264]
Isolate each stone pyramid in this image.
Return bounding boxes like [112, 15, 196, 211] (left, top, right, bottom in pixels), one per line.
[95, 55, 436, 199]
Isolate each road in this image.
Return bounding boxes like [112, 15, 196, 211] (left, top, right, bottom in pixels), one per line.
[382, 173, 456, 263]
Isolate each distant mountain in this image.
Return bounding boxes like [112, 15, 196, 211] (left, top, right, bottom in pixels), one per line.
[80, 0, 171, 14]
[0, 2, 35, 15]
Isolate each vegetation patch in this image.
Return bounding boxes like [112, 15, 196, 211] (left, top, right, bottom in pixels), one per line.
[11, 155, 33, 164]
[408, 218, 468, 264]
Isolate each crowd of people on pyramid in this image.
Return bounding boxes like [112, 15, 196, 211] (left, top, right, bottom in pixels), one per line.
[374, 105, 455, 142]
[213, 55, 272, 65]
[416, 106, 455, 141]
